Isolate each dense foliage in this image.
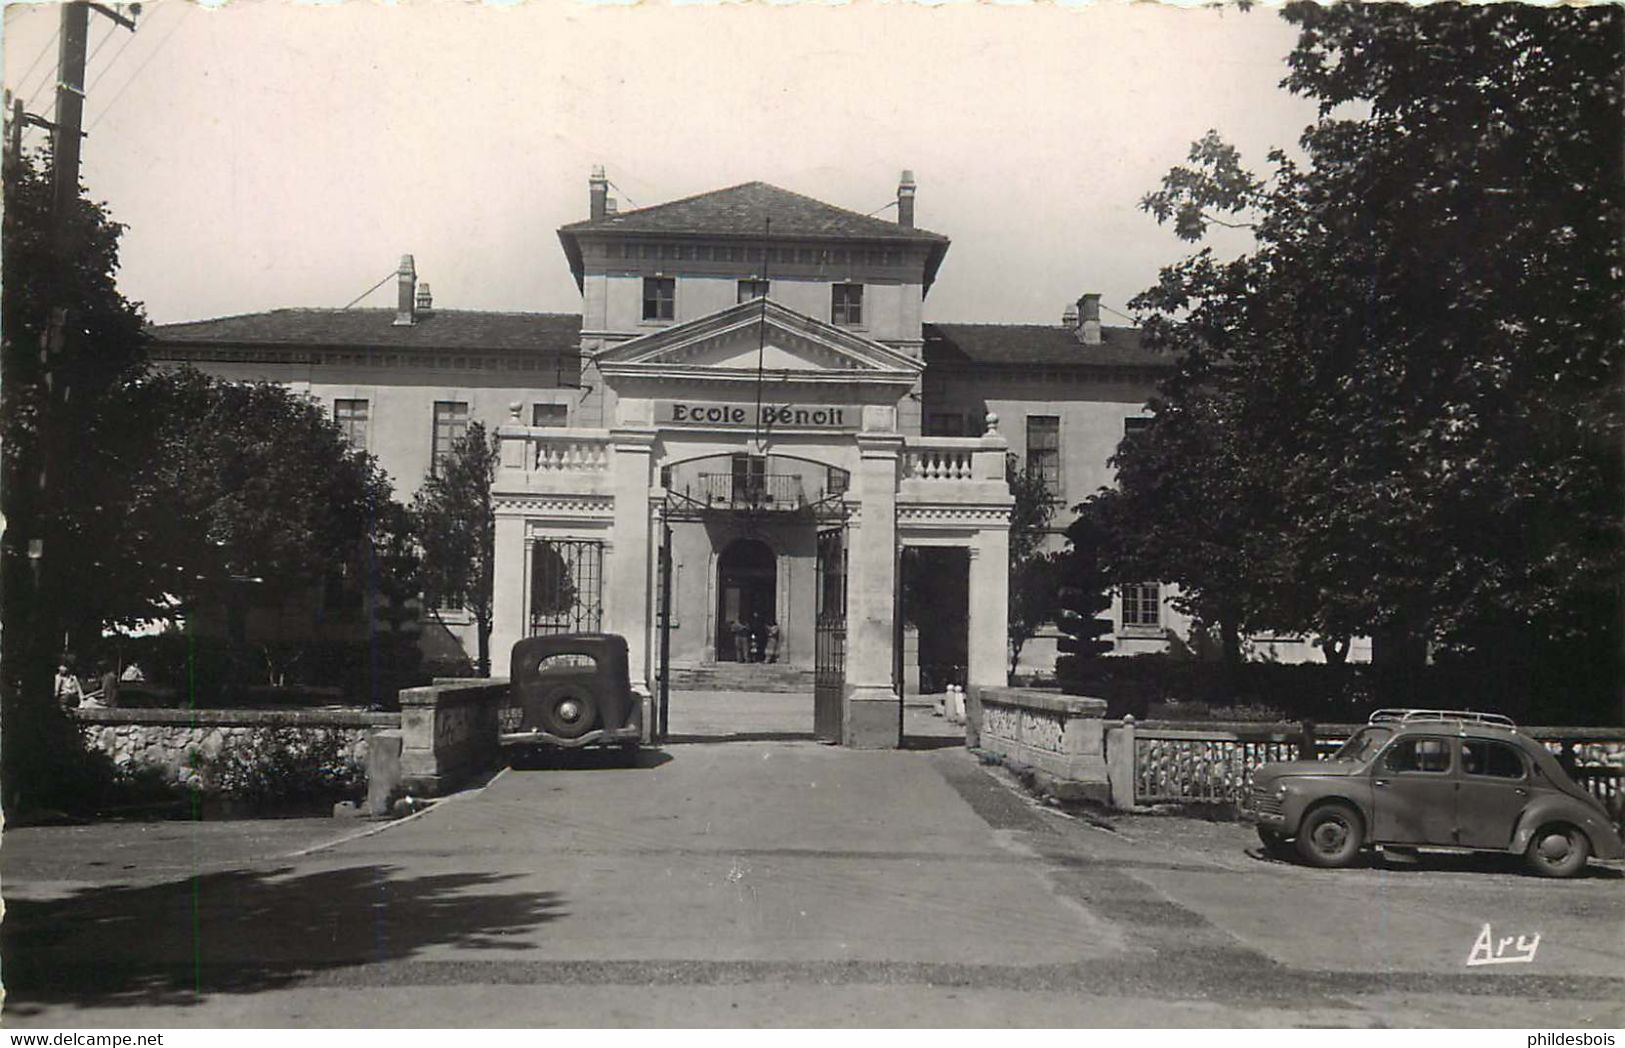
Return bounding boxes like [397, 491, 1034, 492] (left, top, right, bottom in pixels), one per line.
[1075, 4, 1622, 704]
[1005, 458, 1059, 676]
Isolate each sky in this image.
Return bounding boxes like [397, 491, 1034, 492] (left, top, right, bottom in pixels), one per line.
[2, 1, 1319, 327]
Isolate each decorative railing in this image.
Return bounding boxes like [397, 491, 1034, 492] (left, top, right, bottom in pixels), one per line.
[901, 438, 981, 481]
[534, 433, 611, 472]
[696, 473, 806, 510]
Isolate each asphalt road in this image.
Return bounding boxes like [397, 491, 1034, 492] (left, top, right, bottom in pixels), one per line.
[3, 700, 1621, 1027]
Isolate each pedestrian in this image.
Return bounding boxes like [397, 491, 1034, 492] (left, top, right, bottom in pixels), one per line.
[764, 620, 780, 663]
[750, 614, 765, 663]
[120, 659, 146, 683]
[731, 618, 750, 662]
[85, 658, 120, 709]
[54, 658, 84, 709]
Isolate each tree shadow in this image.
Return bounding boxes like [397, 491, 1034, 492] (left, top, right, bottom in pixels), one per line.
[506, 747, 674, 771]
[2, 863, 564, 1013]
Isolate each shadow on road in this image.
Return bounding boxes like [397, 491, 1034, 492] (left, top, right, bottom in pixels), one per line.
[1244, 844, 1625, 880]
[506, 747, 675, 771]
[2, 864, 564, 1013]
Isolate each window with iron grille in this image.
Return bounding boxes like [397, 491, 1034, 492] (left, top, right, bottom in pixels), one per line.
[1121, 583, 1161, 629]
[643, 277, 675, 321]
[826, 466, 849, 498]
[1026, 415, 1061, 492]
[737, 279, 770, 304]
[431, 401, 469, 473]
[334, 399, 369, 451]
[530, 539, 604, 635]
[831, 283, 864, 326]
[532, 402, 568, 427]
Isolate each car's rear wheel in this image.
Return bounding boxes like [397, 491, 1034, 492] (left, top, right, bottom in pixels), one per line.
[1525, 824, 1590, 879]
[1296, 802, 1363, 868]
[537, 686, 599, 739]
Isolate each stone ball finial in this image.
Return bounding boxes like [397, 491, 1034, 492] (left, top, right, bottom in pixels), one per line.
[984, 412, 999, 435]
[509, 401, 522, 421]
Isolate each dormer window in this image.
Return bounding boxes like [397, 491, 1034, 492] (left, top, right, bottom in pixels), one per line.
[738, 279, 770, 303]
[643, 277, 675, 321]
[832, 283, 864, 326]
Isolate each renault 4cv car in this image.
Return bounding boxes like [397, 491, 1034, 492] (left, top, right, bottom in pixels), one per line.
[1247, 709, 1623, 878]
[503, 633, 642, 754]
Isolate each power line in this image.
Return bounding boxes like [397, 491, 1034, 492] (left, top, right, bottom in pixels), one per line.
[864, 200, 897, 217]
[84, 19, 139, 95]
[87, 4, 188, 133]
[14, 28, 61, 109]
[1100, 302, 1136, 324]
[342, 270, 400, 310]
[606, 179, 639, 209]
[85, 17, 117, 68]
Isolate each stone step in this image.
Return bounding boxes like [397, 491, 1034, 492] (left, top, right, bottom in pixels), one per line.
[664, 664, 817, 694]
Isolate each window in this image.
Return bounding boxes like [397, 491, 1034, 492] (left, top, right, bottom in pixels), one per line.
[1026, 415, 1061, 492]
[925, 413, 966, 437]
[826, 466, 850, 497]
[1121, 583, 1161, 629]
[737, 279, 770, 303]
[334, 399, 368, 451]
[832, 283, 864, 326]
[532, 403, 568, 427]
[732, 453, 766, 500]
[1462, 739, 1525, 779]
[431, 401, 469, 472]
[643, 277, 675, 321]
[1384, 737, 1452, 774]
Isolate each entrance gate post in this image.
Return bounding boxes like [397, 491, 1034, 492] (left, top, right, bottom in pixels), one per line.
[608, 427, 657, 689]
[844, 428, 904, 748]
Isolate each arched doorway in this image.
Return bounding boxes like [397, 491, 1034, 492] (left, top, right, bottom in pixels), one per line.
[716, 538, 776, 662]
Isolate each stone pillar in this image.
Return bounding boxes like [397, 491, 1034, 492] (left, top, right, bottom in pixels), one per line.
[489, 511, 528, 673]
[844, 429, 903, 748]
[966, 526, 1010, 689]
[608, 428, 656, 688]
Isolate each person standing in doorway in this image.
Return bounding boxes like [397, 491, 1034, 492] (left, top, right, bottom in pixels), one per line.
[764, 620, 781, 663]
[731, 618, 750, 662]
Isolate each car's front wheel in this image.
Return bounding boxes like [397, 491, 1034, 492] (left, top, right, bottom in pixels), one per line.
[1525, 824, 1590, 879]
[1296, 802, 1364, 868]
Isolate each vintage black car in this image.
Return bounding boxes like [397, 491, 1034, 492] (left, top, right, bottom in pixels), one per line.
[503, 633, 642, 753]
[1247, 709, 1623, 878]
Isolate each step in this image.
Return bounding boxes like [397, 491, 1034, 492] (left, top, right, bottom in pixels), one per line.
[665, 664, 817, 694]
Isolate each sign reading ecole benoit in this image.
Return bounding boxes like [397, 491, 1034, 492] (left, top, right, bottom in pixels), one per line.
[655, 401, 858, 431]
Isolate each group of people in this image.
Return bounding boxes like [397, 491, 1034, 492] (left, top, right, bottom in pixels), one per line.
[728, 616, 780, 663]
[54, 656, 144, 710]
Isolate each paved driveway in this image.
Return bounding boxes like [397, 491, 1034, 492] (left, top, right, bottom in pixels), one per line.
[4, 703, 1621, 1027]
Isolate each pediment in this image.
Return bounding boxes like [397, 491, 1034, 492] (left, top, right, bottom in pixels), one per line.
[594, 300, 922, 376]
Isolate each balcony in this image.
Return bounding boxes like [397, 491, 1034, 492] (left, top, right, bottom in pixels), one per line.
[696, 473, 807, 512]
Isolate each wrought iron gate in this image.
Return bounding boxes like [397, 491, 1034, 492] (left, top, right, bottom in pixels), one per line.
[655, 509, 672, 741]
[529, 538, 604, 635]
[814, 524, 847, 743]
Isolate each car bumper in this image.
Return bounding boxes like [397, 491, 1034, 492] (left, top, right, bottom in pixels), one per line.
[499, 724, 641, 749]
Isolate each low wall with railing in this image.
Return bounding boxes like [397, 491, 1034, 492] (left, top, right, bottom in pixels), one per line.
[1104, 717, 1625, 820]
[967, 686, 1110, 800]
[398, 678, 510, 796]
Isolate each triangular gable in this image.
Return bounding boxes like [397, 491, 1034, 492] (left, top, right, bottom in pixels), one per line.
[593, 299, 923, 375]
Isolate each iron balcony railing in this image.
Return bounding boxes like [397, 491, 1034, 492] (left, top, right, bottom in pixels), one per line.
[697, 473, 807, 511]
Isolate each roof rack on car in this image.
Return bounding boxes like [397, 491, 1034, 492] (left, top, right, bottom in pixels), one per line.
[1367, 708, 1517, 728]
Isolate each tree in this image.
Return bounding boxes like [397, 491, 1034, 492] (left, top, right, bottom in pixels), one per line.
[1006, 457, 1058, 677]
[413, 423, 500, 677]
[1053, 500, 1117, 694]
[2, 150, 149, 811]
[1117, 3, 1623, 677]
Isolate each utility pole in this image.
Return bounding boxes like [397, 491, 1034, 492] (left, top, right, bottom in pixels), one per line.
[51, 2, 90, 225]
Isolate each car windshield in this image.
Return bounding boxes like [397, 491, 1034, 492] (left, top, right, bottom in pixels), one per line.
[1333, 726, 1393, 762]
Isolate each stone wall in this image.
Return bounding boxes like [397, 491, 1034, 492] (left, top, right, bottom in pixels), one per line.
[398, 678, 509, 796]
[74, 707, 400, 788]
[967, 686, 1109, 801]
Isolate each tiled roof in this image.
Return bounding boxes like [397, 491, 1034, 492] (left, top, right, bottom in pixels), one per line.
[148, 309, 582, 353]
[561, 181, 948, 243]
[923, 323, 1175, 369]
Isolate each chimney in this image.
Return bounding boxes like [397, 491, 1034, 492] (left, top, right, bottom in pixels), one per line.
[393, 254, 416, 326]
[415, 281, 433, 315]
[1077, 293, 1102, 345]
[897, 169, 916, 230]
[1061, 301, 1079, 330]
[590, 164, 609, 221]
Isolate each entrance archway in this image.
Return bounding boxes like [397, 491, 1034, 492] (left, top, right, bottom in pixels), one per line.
[716, 538, 777, 662]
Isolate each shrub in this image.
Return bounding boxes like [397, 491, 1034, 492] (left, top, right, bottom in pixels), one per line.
[194, 727, 364, 808]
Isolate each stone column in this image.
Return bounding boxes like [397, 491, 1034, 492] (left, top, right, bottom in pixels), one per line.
[608, 427, 657, 688]
[966, 526, 1010, 689]
[488, 511, 528, 673]
[844, 429, 903, 748]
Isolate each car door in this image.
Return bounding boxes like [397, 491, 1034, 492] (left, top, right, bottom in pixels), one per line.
[1372, 735, 1456, 844]
[1456, 736, 1532, 850]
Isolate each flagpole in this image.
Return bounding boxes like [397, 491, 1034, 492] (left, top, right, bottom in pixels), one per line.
[752, 217, 771, 453]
